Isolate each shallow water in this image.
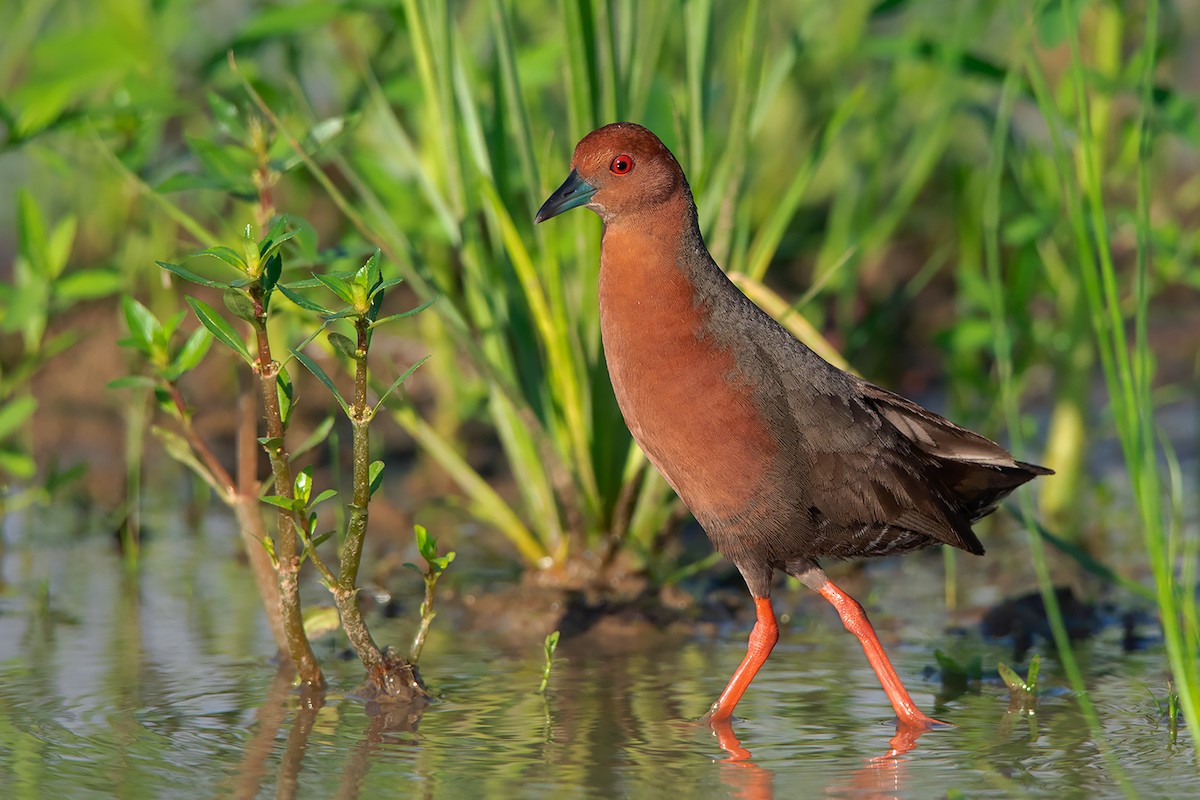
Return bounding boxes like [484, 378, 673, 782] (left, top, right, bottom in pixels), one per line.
[0, 509, 1194, 799]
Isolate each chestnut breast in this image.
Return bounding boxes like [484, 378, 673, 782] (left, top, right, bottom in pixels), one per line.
[598, 221, 780, 527]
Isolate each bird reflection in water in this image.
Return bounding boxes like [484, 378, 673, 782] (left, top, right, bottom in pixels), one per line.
[708, 716, 939, 800]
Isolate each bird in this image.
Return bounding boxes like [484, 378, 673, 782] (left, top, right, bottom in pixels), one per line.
[535, 122, 1052, 730]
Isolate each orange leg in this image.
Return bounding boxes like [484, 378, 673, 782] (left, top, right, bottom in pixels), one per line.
[707, 597, 778, 723]
[800, 569, 947, 729]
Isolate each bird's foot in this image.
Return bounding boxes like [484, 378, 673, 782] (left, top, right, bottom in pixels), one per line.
[896, 710, 953, 731]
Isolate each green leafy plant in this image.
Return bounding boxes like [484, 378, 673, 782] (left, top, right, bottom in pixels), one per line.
[997, 655, 1040, 717]
[537, 630, 560, 695]
[406, 525, 456, 666]
[134, 229, 432, 696]
[281, 249, 433, 698]
[1, 191, 121, 513]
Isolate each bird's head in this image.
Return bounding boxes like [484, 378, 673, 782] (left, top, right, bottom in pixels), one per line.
[535, 122, 688, 225]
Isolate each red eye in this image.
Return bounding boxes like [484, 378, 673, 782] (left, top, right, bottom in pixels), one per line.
[610, 154, 634, 175]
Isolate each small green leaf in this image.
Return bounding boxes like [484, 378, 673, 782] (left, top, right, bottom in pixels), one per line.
[353, 259, 373, 292]
[368, 460, 385, 497]
[17, 189, 48, 277]
[277, 368, 295, 426]
[1025, 655, 1041, 689]
[349, 264, 370, 311]
[282, 276, 328, 289]
[172, 327, 213, 374]
[195, 245, 248, 272]
[121, 296, 162, 359]
[311, 488, 338, 508]
[262, 494, 298, 511]
[373, 355, 431, 414]
[291, 348, 349, 414]
[107, 375, 158, 391]
[310, 530, 336, 548]
[260, 534, 278, 567]
[45, 217, 76, 280]
[261, 253, 283, 295]
[152, 387, 174, 414]
[313, 272, 356, 305]
[367, 276, 406, 301]
[294, 466, 313, 506]
[415, 524, 436, 561]
[997, 662, 1027, 693]
[257, 436, 284, 450]
[328, 331, 358, 360]
[160, 309, 188, 346]
[278, 283, 333, 313]
[0, 448, 36, 479]
[260, 229, 299, 263]
[0, 396, 37, 440]
[369, 296, 438, 328]
[55, 268, 122, 301]
[223, 287, 258, 323]
[186, 296, 252, 363]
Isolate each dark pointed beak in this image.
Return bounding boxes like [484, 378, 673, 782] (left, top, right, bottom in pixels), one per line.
[535, 169, 598, 223]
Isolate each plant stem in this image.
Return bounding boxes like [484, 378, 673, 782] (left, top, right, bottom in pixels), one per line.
[250, 288, 323, 688]
[237, 378, 291, 657]
[334, 317, 387, 673]
[166, 382, 237, 496]
[408, 570, 439, 665]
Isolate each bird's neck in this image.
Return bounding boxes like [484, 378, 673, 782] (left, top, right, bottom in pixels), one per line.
[596, 193, 718, 317]
[595, 191, 729, 397]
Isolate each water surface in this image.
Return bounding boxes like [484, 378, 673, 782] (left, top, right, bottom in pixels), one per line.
[0, 509, 1192, 798]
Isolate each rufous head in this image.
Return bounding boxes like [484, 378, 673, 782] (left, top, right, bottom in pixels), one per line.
[535, 123, 688, 225]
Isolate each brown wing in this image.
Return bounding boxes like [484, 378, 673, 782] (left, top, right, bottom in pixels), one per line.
[777, 382, 989, 557]
[858, 381, 1053, 523]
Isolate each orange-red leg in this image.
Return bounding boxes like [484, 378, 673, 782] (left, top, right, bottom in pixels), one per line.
[707, 597, 778, 723]
[800, 569, 946, 729]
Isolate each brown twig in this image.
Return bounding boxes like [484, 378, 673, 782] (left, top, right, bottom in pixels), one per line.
[250, 287, 324, 689]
